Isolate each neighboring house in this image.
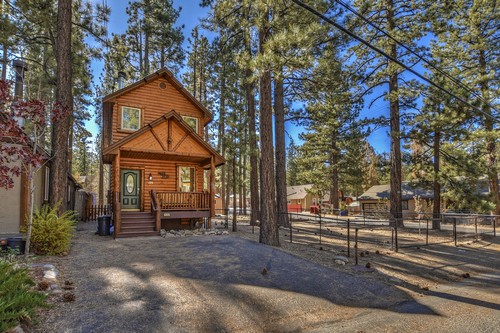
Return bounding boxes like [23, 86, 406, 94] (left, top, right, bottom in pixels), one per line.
[358, 182, 434, 214]
[0, 153, 82, 234]
[287, 184, 320, 213]
[100, 68, 225, 237]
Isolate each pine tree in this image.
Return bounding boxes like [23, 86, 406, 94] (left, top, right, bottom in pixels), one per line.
[349, 0, 427, 225]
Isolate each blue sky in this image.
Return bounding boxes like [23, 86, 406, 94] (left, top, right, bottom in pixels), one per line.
[89, 0, 391, 154]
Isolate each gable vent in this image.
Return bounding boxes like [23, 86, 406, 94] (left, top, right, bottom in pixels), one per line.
[159, 82, 167, 90]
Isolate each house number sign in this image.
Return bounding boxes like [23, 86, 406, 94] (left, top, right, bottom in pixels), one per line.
[159, 172, 169, 179]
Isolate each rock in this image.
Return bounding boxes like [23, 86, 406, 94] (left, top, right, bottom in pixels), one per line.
[375, 250, 380, 255]
[333, 255, 349, 264]
[365, 262, 371, 269]
[261, 268, 268, 275]
[462, 272, 470, 278]
[160, 229, 167, 238]
[221, 231, 229, 235]
[43, 269, 58, 280]
[334, 260, 346, 265]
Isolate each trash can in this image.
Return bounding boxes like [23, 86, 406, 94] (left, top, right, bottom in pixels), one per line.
[97, 215, 111, 236]
[7, 237, 26, 254]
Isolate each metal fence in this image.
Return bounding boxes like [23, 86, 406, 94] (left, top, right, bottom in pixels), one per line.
[210, 208, 498, 253]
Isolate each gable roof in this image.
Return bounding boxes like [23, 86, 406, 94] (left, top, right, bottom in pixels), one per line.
[102, 110, 225, 167]
[287, 184, 315, 200]
[358, 182, 434, 201]
[102, 68, 213, 121]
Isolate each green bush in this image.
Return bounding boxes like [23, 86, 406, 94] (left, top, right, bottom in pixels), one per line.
[0, 260, 47, 332]
[28, 204, 76, 255]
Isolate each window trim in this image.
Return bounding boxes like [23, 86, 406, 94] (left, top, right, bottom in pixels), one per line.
[178, 166, 196, 192]
[120, 106, 142, 131]
[182, 116, 199, 134]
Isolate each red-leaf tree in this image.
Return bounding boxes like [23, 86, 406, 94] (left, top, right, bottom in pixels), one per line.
[0, 79, 65, 255]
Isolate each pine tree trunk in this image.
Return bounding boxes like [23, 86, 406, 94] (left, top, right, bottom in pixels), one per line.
[238, 154, 243, 212]
[1, 43, 7, 80]
[218, 70, 226, 210]
[246, 62, 259, 225]
[193, 35, 197, 98]
[243, 128, 248, 215]
[274, 74, 289, 227]
[433, 104, 441, 229]
[330, 132, 339, 211]
[232, 156, 237, 231]
[258, 10, 279, 246]
[388, 0, 403, 227]
[479, 50, 500, 216]
[50, 0, 72, 214]
[143, 0, 150, 76]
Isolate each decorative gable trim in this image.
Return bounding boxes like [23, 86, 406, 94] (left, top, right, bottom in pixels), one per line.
[103, 110, 225, 167]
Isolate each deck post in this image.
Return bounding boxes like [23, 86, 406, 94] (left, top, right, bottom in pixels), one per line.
[113, 151, 121, 237]
[209, 156, 215, 228]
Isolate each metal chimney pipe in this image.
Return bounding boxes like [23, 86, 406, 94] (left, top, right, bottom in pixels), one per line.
[117, 71, 126, 90]
[13, 60, 28, 100]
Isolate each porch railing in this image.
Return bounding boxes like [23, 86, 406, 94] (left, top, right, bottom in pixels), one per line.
[85, 204, 112, 221]
[156, 191, 210, 210]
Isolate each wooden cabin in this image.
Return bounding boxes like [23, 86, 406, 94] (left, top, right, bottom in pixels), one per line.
[101, 68, 225, 238]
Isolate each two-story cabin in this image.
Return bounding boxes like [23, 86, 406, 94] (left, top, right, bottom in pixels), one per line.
[101, 68, 225, 238]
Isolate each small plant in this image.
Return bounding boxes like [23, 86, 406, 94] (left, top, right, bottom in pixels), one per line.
[0, 261, 47, 332]
[1, 247, 21, 263]
[24, 203, 76, 255]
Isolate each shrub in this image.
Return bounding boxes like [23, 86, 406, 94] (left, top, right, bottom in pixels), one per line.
[0, 260, 47, 332]
[28, 203, 76, 255]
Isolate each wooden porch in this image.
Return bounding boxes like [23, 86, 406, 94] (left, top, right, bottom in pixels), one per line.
[113, 190, 212, 238]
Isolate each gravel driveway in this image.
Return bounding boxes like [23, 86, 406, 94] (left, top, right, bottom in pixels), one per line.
[34, 222, 418, 333]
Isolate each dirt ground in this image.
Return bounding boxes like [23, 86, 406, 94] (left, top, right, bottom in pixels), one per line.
[222, 216, 500, 298]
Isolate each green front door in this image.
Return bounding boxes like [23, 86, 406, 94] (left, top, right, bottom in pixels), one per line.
[121, 170, 140, 210]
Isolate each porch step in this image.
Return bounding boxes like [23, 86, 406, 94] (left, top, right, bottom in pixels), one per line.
[117, 230, 160, 238]
[117, 212, 158, 238]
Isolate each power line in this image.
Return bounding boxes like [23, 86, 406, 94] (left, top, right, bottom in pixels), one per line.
[333, 0, 499, 115]
[290, 0, 499, 123]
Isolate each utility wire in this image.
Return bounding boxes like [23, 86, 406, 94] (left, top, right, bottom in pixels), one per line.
[290, 0, 499, 122]
[334, 0, 499, 115]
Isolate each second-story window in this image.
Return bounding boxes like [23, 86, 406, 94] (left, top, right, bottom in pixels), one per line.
[182, 116, 199, 133]
[121, 106, 141, 131]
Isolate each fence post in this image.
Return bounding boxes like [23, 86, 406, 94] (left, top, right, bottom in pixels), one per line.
[426, 218, 429, 246]
[394, 218, 399, 253]
[494, 216, 497, 237]
[391, 228, 394, 251]
[225, 208, 229, 229]
[475, 216, 478, 240]
[289, 214, 292, 243]
[347, 218, 350, 257]
[355, 228, 359, 265]
[454, 217, 457, 246]
[319, 212, 322, 245]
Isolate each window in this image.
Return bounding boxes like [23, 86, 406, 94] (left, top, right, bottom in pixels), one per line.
[402, 200, 409, 210]
[179, 166, 195, 192]
[182, 116, 199, 133]
[121, 106, 141, 131]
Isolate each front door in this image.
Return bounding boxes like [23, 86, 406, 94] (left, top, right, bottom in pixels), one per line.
[121, 170, 140, 210]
